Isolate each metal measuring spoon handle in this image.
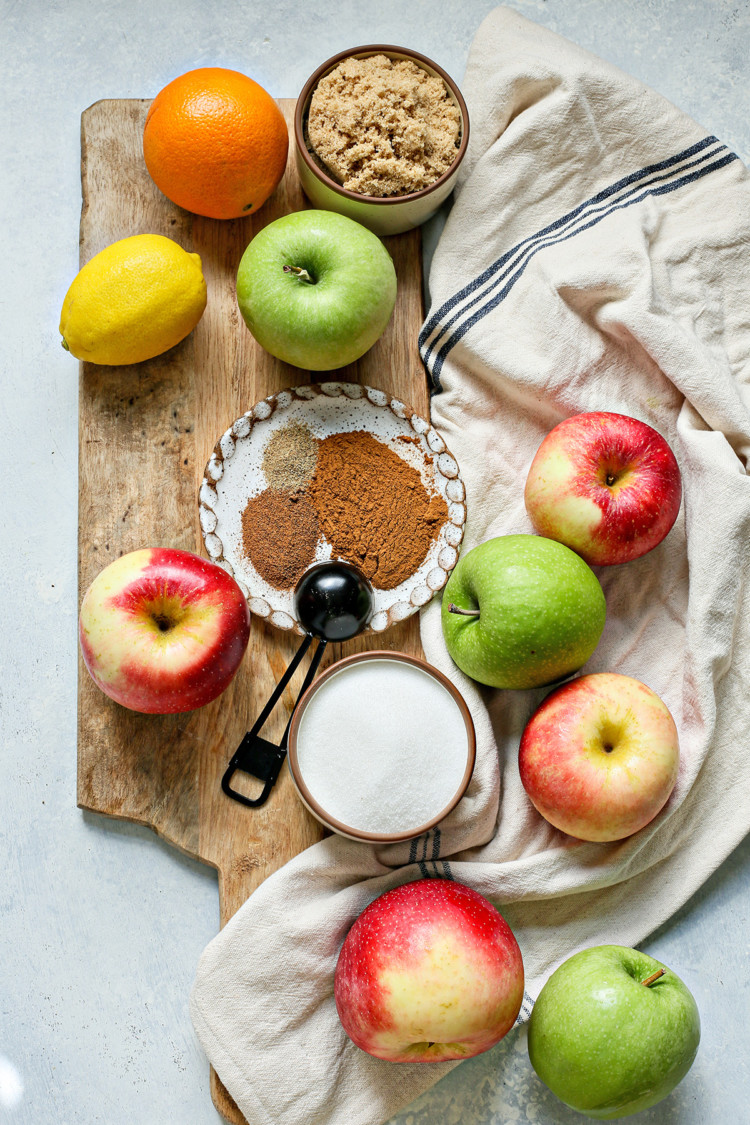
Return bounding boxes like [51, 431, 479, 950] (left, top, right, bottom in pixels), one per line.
[221, 633, 324, 808]
[221, 561, 372, 809]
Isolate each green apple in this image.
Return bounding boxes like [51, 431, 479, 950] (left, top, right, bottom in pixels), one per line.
[236, 209, 397, 370]
[441, 535, 605, 689]
[528, 945, 701, 1119]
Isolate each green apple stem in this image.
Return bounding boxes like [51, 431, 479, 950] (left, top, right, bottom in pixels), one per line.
[448, 603, 480, 618]
[641, 968, 666, 987]
[283, 264, 315, 284]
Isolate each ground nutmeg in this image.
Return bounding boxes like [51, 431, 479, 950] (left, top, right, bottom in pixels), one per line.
[241, 487, 320, 589]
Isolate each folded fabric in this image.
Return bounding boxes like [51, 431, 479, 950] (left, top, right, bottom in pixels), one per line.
[191, 8, 750, 1124]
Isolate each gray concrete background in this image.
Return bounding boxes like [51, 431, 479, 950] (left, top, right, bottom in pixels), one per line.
[2, 1, 748, 1122]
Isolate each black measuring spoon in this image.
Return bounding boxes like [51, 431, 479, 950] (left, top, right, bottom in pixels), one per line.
[221, 561, 373, 808]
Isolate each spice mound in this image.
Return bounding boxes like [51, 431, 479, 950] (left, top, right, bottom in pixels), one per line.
[261, 419, 318, 492]
[310, 430, 448, 588]
[307, 54, 461, 197]
[241, 488, 320, 590]
[240, 423, 449, 592]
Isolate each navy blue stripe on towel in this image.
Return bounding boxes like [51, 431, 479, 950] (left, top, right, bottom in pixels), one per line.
[515, 991, 535, 1025]
[421, 138, 738, 389]
[408, 828, 452, 879]
[418, 833, 429, 878]
[429, 828, 439, 877]
[420, 140, 726, 366]
[419, 135, 719, 351]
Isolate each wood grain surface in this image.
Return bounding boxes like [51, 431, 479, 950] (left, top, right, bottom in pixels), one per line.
[77, 98, 428, 1124]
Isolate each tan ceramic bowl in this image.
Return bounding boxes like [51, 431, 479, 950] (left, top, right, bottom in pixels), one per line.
[294, 45, 470, 237]
[287, 651, 476, 843]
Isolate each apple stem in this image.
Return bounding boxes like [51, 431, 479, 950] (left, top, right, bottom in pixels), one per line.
[283, 264, 314, 284]
[448, 603, 480, 618]
[641, 968, 666, 987]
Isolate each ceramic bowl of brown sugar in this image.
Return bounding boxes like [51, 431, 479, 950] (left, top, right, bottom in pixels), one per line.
[199, 381, 466, 636]
[295, 46, 470, 236]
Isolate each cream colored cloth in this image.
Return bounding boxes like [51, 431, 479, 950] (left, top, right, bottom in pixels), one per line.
[191, 9, 750, 1124]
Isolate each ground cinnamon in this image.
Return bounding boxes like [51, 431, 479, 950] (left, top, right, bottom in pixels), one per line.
[241, 488, 320, 589]
[308, 430, 448, 589]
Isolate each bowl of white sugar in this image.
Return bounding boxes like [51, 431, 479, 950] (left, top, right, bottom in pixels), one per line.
[287, 652, 475, 842]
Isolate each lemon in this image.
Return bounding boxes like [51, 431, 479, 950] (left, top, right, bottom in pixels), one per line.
[59, 233, 207, 365]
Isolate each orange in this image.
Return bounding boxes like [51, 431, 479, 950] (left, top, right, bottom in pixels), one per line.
[143, 67, 288, 220]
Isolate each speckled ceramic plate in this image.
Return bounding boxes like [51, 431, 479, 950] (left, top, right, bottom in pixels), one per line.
[199, 381, 466, 636]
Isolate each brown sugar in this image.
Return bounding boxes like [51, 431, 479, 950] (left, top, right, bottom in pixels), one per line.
[241, 488, 320, 590]
[308, 430, 448, 590]
[307, 54, 461, 197]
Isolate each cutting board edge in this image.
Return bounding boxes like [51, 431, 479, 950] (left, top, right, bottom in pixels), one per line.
[76, 792, 220, 871]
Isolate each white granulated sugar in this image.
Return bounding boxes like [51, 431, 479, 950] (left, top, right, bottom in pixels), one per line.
[295, 659, 469, 834]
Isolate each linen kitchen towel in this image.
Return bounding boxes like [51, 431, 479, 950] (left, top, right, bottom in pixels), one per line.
[191, 8, 750, 1124]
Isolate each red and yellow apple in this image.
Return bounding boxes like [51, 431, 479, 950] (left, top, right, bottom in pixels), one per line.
[334, 878, 524, 1062]
[519, 673, 679, 842]
[524, 412, 681, 565]
[79, 547, 251, 714]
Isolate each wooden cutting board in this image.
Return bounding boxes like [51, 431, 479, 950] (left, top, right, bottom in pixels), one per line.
[76, 99, 428, 1124]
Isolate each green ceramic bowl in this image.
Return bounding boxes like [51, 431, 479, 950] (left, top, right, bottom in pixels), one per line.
[294, 44, 470, 237]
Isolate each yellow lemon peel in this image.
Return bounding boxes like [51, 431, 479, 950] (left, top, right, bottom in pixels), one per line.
[59, 233, 207, 365]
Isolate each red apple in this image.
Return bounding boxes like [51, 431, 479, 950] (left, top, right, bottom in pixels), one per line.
[79, 547, 251, 714]
[524, 411, 681, 565]
[334, 878, 524, 1062]
[519, 673, 679, 842]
